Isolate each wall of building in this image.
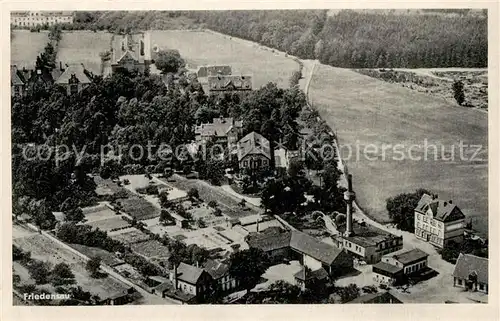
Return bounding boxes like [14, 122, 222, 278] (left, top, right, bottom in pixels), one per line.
[373, 272, 396, 285]
[11, 12, 73, 27]
[303, 254, 322, 271]
[240, 154, 270, 170]
[177, 280, 197, 296]
[415, 211, 464, 248]
[454, 277, 488, 294]
[402, 259, 427, 274]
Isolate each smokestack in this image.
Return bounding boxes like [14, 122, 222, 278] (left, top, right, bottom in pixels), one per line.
[256, 216, 260, 233]
[59, 61, 62, 71]
[343, 174, 356, 237]
[173, 264, 178, 290]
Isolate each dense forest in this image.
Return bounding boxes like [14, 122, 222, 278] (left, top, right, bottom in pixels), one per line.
[68, 10, 488, 68]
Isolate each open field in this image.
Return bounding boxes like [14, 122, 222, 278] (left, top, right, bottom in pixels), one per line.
[148, 30, 299, 89]
[13, 230, 129, 299]
[309, 64, 488, 237]
[11, 30, 48, 69]
[82, 204, 118, 223]
[356, 68, 488, 111]
[68, 243, 124, 267]
[57, 31, 113, 75]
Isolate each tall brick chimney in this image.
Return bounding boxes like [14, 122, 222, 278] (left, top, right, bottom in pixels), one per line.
[344, 174, 356, 237]
[172, 264, 178, 290]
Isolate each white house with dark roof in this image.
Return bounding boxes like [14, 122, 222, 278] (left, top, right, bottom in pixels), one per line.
[169, 262, 213, 301]
[207, 74, 252, 93]
[453, 253, 488, 293]
[414, 194, 466, 248]
[237, 132, 271, 170]
[203, 259, 238, 292]
[54, 64, 91, 95]
[381, 248, 429, 275]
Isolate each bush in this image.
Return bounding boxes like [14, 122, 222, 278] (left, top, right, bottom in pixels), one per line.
[86, 256, 102, 277]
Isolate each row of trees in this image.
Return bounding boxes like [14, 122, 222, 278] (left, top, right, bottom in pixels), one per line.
[188, 10, 487, 68]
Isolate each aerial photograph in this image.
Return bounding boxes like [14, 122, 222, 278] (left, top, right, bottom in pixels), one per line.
[10, 9, 488, 305]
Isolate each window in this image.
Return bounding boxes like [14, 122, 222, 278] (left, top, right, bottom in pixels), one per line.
[479, 284, 484, 291]
[243, 160, 248, 167]
[417, 222, 421, 228]
[423, 216, 428, 223]
[457, 279, 463, 285]
[70, 84, 78, 95]
[431, 220, 436, 227]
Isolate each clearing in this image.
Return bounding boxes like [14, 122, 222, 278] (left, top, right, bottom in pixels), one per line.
[11, 30, 48, 69]
[57, 31, 113, 75]
[148, 30, 299, 89]
[309, 64, 488, 237]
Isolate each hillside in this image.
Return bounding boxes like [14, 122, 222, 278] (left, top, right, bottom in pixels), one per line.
[70, 10, 487, 69]
[309, 64, 488, 237]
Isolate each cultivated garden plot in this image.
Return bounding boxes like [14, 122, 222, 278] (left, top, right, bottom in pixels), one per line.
[11, 30, 48, 69]
[13, 234, 129, 299]
[82, 204, 118, 223]
[148, 30, 299, 89]
[56, 31, 113, 75]
[85, 216, 131, 232]
[130, 240, 170, 261]
[108, 227, 151, 245]
[309, 64, 488, 236]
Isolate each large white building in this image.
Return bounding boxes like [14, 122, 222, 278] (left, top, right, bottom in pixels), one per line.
[414, 194, 466, 248]
[11, 11, 73, 27]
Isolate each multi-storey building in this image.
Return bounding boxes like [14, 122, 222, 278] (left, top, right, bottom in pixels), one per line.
[414, 194, 466, 248]
[194, 117, 243, 151]
[11, 11, 73, 27]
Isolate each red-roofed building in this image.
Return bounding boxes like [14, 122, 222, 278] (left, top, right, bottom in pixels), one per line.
[414, 194, 466, 248]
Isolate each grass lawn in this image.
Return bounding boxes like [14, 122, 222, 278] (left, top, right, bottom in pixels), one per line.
[148, 30, 299, 89]
[11, 30, 48, 69]
[57, 31, 113, 75]
[309, 64, 488, 237]
[13, 234, 129, 299]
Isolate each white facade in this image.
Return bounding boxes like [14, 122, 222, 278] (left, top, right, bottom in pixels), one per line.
[11, 11, 73, 27]
[414, 211, 465, 248]
[303, 254, 322, 271]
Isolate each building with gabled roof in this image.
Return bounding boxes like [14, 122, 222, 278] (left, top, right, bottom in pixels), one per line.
[194, 117, 243, 150]
[207, 75, 252, 93]
[111, 33, 148, 75]
[246, 227, 353, 282]
[54, 64, 92, 95]
[453, 253, 488, 293]
[237, 132, 271, 171]
[168, 262, 213, 302]
[203, 259, 238, 293]
[11, 65, 26, 97]
[414, 194, 466, 248]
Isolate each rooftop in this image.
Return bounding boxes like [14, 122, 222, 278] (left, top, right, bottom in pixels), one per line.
[207, 75, 252, 92]
[203, 259, 230, 280]
[415, 194, 465, 222]
[176, 262, 205, 285]
[452, 253, 488, 284]
[290, 230, 344, 265]
[384, 248, 429, 265]
[237, 131, 271, 161]
[341, 221, 401, 248]
[294, 267, 329, 281]
[372, 261, 403, 275]
[197, 65, 232, 77]
[111, 34, 145, 65]
[55, 64, 91, 85]
[195, 117, 243, 138]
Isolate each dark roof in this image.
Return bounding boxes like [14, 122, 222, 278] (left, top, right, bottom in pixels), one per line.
[203, 259, 230, 280]
[385, 248, 429, 265]
[294, 267, 329, 281]
[415, 194, 466, 222]
[55, 64, 91, 85]
[347, 291, 403, 304]
[453, 253, 488, 284]
[237, 132, 271, 161]
[11, 65, 25, 85]
[372, 262, 403, 275]
[246, 227, 292, 252]
[195, 117, 243, 137]
[341, 221, 401, 248]
[290, 230, 344, 265]
[177, 262, 205, 285]
[207, 75, 252, 92]
[198, 65, 232, 77]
